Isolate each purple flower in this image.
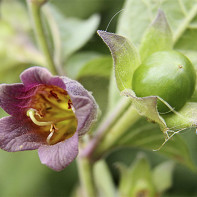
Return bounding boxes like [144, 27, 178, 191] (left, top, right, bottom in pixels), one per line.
[0, 67, 97, 171]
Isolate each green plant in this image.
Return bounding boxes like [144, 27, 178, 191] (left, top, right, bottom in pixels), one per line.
[132, 50, 196, 113]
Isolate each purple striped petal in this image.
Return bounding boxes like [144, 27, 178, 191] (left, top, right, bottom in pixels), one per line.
[20, 66, 66, 89]
[62, 77, 98, 135]
[38, 131, 78, 171]
[0, 66, 98, 171]
[0, 84, 37, 116]
[0, 116, 46, 152]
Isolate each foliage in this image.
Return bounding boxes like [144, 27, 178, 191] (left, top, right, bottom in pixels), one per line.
[0, 0, 197, 196]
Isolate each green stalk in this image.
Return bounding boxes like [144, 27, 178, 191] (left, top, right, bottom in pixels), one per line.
[93, 105, 141, 158]
[81, 97, 131, 158]
[77, 157, 97, 197]
[27, 0, 58, 75]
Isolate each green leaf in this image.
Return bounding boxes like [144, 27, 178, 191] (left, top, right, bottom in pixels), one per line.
[107, 71, 125, 113]
[118, 153, 155, 197]
[0, 62, 29, 84]
[98, 31, 169, 133]
[153, 161, 175, 193]
[65, 52, 101, 79]
[116, 0, 160, 45]
[175, 27, 197, 51]
[116, 118, 195, 170]
[43, 4, 100, 61]
[0, 20, 44, 84]
[116, 0, 197, 46]
[0, 20, 44, 66]
[50, 0, 104, 19]
[173, 3, 197, 45]
[79, 76, 109, 117]
[122, 89, 167, 131]
[139, 9, 173, 61]
[97, 30, 141, 92]
[77, 56, 112, 79]
[162, 102, 197, 130]
[93, 160, 116, 197]
[0, 150, 48, 196]
[116, 163, 131, 196]
[1, 0, 30, 31]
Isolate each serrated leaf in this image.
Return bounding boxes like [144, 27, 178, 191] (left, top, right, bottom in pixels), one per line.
[139, 9, 173, 61]
[153, 161, 175, 193]
[77, 56, 112, 79]
[44, 4, 100, 61]
[97, 30, 141, 92]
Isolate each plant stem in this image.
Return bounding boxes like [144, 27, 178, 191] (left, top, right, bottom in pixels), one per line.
[93, 105, 141, 158]
[27, 0, 58, 75]
[173, 4, 197, 44]
[81, 97, 131, 158]
[77, 156, 96, 197]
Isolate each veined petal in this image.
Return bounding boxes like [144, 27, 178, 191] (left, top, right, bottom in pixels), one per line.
[38, 131, 78, 171]
[0, 83, 37, 116]
[0, 66, 98, 171]
[62, 77, 98, 135]
[0, 116, 46, 152]
[20, 66, 66, 89]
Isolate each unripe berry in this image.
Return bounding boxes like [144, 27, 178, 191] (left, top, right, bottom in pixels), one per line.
[132, 51, 196, 113]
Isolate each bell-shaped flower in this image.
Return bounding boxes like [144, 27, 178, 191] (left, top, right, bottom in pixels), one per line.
[0, 67, 98, 171]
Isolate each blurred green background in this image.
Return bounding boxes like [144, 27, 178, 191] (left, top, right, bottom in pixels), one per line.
[1, 0, 197, 196]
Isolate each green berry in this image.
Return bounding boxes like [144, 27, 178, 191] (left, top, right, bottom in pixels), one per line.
[132, 51, 196, 113]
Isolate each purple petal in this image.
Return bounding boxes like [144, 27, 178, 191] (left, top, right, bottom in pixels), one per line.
[0, 67, 67, 116]
[20, 66, 66, 89]
[38, 131, 78, 171]
[0, 83, 37, 116]
[62, 77, 98, 135]
[0, 116, 46, 152]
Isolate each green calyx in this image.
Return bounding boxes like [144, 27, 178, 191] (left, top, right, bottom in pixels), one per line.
[132, 50, 196, 113]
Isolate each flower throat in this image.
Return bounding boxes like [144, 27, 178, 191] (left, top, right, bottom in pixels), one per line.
[26, 85, 77, 145]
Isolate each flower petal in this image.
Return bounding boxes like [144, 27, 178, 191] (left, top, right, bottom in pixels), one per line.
[0, 67, 67, 116]
[0, 116, 46, 152]
[62, 77, 98, 135]
[0, 83, 37, 116]
[38, 131, 78, 171]
[20, 66, 66, 89]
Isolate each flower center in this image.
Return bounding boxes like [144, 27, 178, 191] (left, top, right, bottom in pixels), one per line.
[26, 85, 77, 145]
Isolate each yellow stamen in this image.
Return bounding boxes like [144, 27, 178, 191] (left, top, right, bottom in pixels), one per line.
[27, 109, 52, 126]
